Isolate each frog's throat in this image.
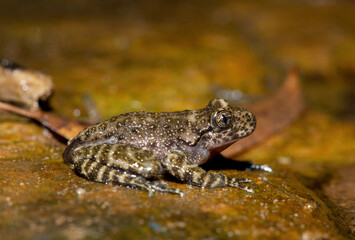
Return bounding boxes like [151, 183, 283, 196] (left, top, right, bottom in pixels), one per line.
[207, 142, 234, 159]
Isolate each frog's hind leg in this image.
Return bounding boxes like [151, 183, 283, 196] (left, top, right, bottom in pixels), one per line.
[72, 158, 182, 195]
[70, 144, 184, 195]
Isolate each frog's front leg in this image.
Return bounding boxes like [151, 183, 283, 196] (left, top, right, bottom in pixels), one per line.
[70, 144, 183, 196]
[162, 150, 254, 193]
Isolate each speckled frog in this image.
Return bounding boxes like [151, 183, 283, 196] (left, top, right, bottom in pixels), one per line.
[63, 98, 256, 196]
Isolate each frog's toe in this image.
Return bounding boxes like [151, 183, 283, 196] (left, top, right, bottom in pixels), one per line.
[149, 181, 185, 196]
[128, 178, 155, 196]
[239, 185, 255, 193]
[234, 178, 254, 184]
[146, 188, 154, 197]
[165, 187, 185, 196]
[228, 177, 254, 185]
[231, 183, 255, 193]
[151, 180, 170, 188]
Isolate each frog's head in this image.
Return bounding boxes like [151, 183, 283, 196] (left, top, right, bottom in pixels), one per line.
[200, 98, 256, 153]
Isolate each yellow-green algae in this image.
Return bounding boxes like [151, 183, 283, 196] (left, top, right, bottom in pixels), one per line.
[0, 0, 354, 239]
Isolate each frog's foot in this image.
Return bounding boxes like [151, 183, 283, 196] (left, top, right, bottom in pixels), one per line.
[149, 181, 184, 196]
[123, 177, 155, 196]
[227, 177, 255, 193]
[249, 164, 273, 173]
[129, 178, 183, 196]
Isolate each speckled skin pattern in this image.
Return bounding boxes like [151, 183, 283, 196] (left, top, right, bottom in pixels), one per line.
[63, 98, 256, 195]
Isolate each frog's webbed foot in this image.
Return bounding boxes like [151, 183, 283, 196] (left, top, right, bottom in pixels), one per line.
[149, 181, 184, 196]
[248, 164, 273, 173]
[227, 177, 255, 193]
[130, 178, 184, 196]
[162, 150, 254, 193]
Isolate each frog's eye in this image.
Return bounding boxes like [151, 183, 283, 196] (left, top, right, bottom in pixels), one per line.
[211, 110, 232, 130]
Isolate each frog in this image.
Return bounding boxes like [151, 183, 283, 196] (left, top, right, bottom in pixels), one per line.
[63, 98, 257, 196]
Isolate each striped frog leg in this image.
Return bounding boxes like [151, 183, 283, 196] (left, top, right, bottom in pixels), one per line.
[70, 144, 184, 196]
[162, 150, 254, 193]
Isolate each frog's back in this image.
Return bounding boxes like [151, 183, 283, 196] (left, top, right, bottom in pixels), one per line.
[64, 109, 211, 164]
